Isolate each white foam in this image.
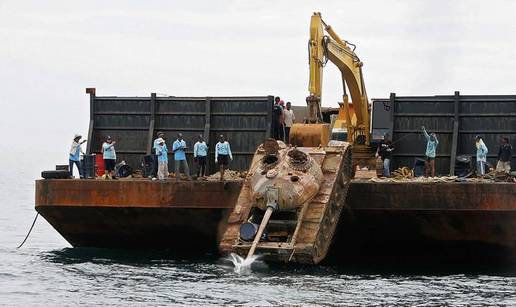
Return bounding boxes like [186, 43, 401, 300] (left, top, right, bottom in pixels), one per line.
[229, 253, 260, 274]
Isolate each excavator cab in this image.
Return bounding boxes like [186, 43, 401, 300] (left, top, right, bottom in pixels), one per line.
[331, 102, 357, 142]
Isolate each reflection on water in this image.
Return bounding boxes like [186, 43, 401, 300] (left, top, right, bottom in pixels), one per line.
[41, 247, 219, 265]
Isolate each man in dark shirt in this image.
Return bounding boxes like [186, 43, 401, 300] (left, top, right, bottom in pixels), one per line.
[496, 137, 512, 173]
[377, 139, 394, 177]
[272, 96, 283, 140]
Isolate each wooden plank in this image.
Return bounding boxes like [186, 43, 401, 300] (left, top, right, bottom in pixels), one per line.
[204, 97, 211, 174]
[146, 93, 156, 155]
[86, 88, 95, 154]
[388, 92, 396, 140]
[86, 120, 94, 154]
[449, 91, 460, 175]
[266, 96, 274, 138]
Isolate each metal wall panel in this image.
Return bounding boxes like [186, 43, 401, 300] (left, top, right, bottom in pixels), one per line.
[373, 93, 516, 175]
[457, 96, 516, 170]
[87, 92, 273, 173]
[89, 97, 151, 167]
[371, 99, 391, 140]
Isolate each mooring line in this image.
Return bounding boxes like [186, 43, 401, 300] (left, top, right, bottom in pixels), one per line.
[17, 213, 39, 249]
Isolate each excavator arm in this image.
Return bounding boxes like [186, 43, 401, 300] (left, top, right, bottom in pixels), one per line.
[306, 12, 371, 145]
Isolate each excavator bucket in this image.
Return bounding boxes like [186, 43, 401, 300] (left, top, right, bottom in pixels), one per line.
[289, 123, 330, 147]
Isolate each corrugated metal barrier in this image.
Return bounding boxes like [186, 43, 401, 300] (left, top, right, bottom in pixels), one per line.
[373, 92, 516, 175]
[85, 89, 274, 173]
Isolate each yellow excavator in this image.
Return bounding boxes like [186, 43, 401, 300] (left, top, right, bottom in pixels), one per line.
[290, 12, 375, 169]
[220, 13, 365, 264]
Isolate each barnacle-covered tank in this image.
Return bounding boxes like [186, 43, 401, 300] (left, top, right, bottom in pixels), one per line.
[220, 139, 352, 264]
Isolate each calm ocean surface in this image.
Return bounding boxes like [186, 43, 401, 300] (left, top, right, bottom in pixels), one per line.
[1, 151, 515, 306]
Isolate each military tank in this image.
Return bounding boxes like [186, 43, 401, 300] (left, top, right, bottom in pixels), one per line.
[219, 139, 352, 264]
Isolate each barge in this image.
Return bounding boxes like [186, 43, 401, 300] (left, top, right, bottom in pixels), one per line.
[35, 178, 516, 263]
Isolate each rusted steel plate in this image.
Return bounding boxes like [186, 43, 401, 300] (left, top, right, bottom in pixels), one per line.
[36, 206, 232, 250]
[334, 208, 516, 251]
[36, 179, 242, 208]
[347, 182, 516, 211]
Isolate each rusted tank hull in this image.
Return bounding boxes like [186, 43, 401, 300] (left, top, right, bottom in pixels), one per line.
[35, 179, 240, 252]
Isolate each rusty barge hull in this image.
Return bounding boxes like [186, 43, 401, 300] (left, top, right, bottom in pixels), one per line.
[332, 181, 516, 264]
[35, 179, 241, 252]
[35, 179, 516, 262]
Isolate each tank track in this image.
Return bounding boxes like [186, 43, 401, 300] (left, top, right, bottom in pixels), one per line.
[292, 144, 352, 264]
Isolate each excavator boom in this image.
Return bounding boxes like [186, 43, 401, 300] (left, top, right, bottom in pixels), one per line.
[296, 12, 371, 146]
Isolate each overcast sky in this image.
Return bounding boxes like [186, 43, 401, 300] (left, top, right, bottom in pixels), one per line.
[1, 0, 516, 156]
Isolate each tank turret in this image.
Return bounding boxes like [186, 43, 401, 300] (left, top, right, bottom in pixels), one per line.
[249, 143, 324, 211]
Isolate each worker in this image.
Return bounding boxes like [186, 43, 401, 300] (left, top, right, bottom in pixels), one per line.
[376, 138, 394, 177]
[278, 100, 286, 142]
[215, 134, 233, 181]
[101, 136, 117, 179]
[69, 134, 86, 179]
[172, 133, 192, 181]
[194, 134, 209, 178]
[283, 101, 295, 144]
[156, 138, 169, 180]
[149, 131, 165, 180]
[272, 96, 283, 140]
[475, 135, 489, 176]
[496, 137, 512, 173]
[421, 126, 438, 177]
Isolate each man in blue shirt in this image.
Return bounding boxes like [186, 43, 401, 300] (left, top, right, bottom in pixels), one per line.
[422, 126, 438, 177]
[215, 134, 233, 181]
[69, 134, 86, 179]
[193, 134, 209, 178]
[172, 133, 192, 182]
[156, 138, 169, 180]
[101, 136, 117, 179]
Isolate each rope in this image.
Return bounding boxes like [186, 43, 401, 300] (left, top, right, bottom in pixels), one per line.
[391, 132, 417, 145]
[17, 213, 39, 249]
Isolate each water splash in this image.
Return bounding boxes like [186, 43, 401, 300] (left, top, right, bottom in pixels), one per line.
[229, 253, 260, 274]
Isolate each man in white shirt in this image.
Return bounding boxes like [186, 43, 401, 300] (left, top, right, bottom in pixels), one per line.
[69, 134, 86, 178]
[283, 101, 295, 144]
[150, 131, 164, 179]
